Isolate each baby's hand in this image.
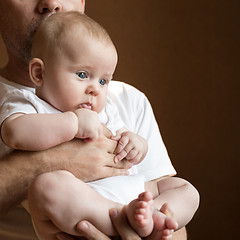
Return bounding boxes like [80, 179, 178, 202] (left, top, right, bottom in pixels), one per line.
[113, 131, 148, 165]
[73, 108, 102, 141]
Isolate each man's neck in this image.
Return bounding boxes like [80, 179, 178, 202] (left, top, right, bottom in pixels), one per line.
[0, 57, 34, 88]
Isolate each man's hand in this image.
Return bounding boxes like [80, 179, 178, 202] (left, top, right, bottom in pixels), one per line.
[48, 129, 131, 182]
[56, 208, 141, 240]
[0, 125, 131, 213]
[56, 221, 112, 240]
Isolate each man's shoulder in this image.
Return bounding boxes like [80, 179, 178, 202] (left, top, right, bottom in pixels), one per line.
[107, 81, 148, 131]
[109, 81, 145, 99]
[0, 75, 35, 95]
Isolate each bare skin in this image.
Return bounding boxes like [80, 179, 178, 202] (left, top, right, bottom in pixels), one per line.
[29, 169, 191, 239]
[56, 208, 187, 240]
[28, 171, 196, 240]
[0, 132, 131, 215]
[126, 192, 178, 239]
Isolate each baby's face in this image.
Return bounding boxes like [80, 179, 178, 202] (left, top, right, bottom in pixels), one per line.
[40, 36, 117, 113]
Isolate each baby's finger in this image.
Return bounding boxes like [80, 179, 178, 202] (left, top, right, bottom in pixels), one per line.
[115, 149, 128, 163]
[111, 134, 121, 141]
[125, 148, 138, 160]
[114, 136, 129, 154]
[128, 152, 142, 165]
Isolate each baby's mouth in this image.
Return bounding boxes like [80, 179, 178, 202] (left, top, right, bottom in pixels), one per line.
[79, 103, 92, 110]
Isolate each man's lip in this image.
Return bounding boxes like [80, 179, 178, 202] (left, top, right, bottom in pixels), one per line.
[47, 12, 56, 18]
[79, 103, 92, 110]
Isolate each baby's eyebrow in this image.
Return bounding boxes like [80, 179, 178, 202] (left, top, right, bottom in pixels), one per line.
[72, 64, 93, 70]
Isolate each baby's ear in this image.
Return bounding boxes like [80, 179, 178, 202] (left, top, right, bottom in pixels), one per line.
[29, 58, 44, 87]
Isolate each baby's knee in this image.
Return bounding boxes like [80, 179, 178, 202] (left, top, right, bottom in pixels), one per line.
[28, 170, 74, 208]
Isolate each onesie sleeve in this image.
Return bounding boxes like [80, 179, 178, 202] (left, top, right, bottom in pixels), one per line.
[0, 89, 38, 126]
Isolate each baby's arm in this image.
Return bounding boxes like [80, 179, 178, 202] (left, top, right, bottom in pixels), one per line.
[1, 112, 78, 151]
[113, 129, 148, 165]
[1, 108, 102, 151]
[73, 108, 102, 141]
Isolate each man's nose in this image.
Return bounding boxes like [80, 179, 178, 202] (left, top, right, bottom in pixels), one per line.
[38, 0, 63, 14]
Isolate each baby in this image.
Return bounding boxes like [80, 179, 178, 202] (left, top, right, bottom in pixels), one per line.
[0, 12, 199, 239]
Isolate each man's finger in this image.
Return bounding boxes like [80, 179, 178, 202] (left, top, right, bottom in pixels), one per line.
[110, 208, 141, 240]
[107, 157, 132, 168]
[115, 150, 128, 163]
[102, 124, 113, 138]
[75, 221, 111, 240]
[102, 166, 129, 179]
[96, 136, 117, 154]
[56, 232, 80, 240]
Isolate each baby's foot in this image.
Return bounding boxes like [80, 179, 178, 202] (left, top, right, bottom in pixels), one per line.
[146, 203, 178, 240]
[126, 191, 154, 237]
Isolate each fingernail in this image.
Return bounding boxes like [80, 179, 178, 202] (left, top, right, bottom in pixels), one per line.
[56, 233, 64, 240]
[109, 209, 119, 218]
[78, 221, 89, 230]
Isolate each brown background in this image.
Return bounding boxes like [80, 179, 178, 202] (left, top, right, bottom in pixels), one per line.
[85, 1, 239, 239]
[0, 0, 239, 239]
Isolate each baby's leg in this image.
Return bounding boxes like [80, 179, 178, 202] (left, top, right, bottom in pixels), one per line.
[143, 179, 182, 239]
[147, 205, 178, 240]
[125, 191, 154, 237]
[28, 170, 122, 240]
[125, 191, 178, 239]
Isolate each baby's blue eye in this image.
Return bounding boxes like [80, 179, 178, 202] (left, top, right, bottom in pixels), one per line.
[77, 72, 88, 79]
[99, 79, 106, 86]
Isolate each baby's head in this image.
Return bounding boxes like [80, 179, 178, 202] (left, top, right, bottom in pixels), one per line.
[29, 11, 118, 113]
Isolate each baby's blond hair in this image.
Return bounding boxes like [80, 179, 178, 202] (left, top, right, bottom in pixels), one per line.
[31, 11, 113, 58]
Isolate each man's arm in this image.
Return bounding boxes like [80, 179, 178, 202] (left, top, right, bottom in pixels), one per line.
[0, 136, 131, 215]
[172, 228, 187, 240]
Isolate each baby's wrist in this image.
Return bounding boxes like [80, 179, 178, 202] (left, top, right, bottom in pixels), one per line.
[67, 111, 79, 136]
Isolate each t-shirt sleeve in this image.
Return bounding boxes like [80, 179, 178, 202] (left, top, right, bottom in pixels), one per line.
[133, 92, 177, 180]
[99, 97, 125, 135]
[108, 81, 176, 181]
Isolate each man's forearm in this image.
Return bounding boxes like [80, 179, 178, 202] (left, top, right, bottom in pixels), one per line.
[0, 137, 129, 215]
[0, 150, 51, 214]
[0, 139, 103, 214]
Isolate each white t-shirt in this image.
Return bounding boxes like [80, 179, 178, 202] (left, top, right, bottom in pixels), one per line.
[0, 76, 176, 240]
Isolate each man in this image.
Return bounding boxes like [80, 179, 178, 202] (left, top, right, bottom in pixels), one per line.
[0, 1, 187, 239]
